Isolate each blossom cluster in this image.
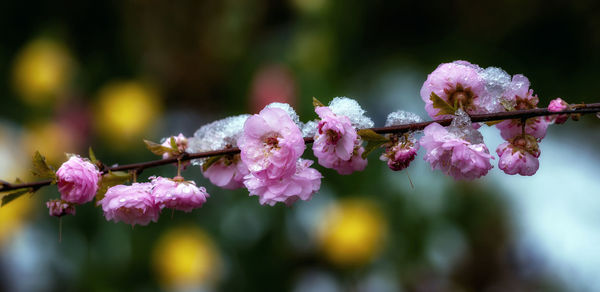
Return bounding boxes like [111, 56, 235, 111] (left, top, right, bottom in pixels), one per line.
[42, 59, 581, 225]
[98, 176, 209, 226]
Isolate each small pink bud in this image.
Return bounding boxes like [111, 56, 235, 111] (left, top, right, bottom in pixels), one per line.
[46, 199, 76, 217]
[547, 98, 570, 124]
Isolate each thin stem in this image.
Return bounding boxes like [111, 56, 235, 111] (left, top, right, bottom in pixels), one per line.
[177, 159, 181, 177]
[1, 103, 599, 193]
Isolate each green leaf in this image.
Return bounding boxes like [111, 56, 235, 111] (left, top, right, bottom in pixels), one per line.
[144, 139, 174, 156]
[96, 171, 132, 202]
[202, 155, 224, 172]
[361, 140, 387, 159]
[170, 136, 178, 151]
[356, 129, 389, 159]
[89, 147, 97, 164]
[31, 151, 56, 180]
[357, 129, 389, 142]
[312, 97, 325, 108]
[430, 92, 456, 116]
[1, 188, 33, 207]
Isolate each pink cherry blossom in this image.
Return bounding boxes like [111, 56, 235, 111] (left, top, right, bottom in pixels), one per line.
[46, 199, 76, 217]
[380, 135, 419, 171]
[202, 156, 249, 189]
[244, 159, 322, 206]
[56, 155, 101, 204]
[161, 133, 188, 159]
[495, 75, 548, 139]
[98, 183, 160, 226]
[496, 135, 540, 176]
[495, 117, 548, 140]
[161, 133, 190, 169]
[238, 107, 305, 180]
[547, 98, 569, 124]
[502, 74, 539, 109]
[151, 176, 209, 212]
[313, 106, 365, 175]
[329, 146, 368, 175]
[420, 60, 488, 119]
[420, 122, 493, 180]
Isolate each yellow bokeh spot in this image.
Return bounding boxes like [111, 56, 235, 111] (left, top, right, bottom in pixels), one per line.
[152, 227, 221, 290]
[96, 81, 161, 144]
[318, 198, 386, 267]
[12, 38, 74, 104]
[0, 197, 33, 247]
[23, 122, 75, 165]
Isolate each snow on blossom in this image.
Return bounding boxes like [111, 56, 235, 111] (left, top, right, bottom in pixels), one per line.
[98, 183, 160, 226]
[188, 114, 250, 189]
[56, 155, 101, 204]
[244, 159, 322, 206]
[151, 176, 209, 212]
[328, 97, 374, 129]
[238, 106, 305, 180]
[420, 60, 489, 119]
[380, 110, 423, 171]
[312, 106, 360, 172]
[420, 110, 493, 180]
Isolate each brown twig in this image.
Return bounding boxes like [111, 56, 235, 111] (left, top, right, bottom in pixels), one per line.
[1, 103, 599, 193]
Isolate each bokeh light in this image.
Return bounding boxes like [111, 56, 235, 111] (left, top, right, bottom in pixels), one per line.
[12, 38, 74, 105]
[317, 198, 386, 267]
[95, 81, 162, 145]
[152, 227, 222, 291]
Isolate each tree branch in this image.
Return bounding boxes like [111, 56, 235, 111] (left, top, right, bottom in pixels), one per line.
[1, 103, 599, 193]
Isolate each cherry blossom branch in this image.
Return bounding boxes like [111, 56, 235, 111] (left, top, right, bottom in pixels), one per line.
[1, 103, 599, 193]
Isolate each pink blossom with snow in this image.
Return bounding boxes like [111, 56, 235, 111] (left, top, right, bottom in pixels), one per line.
[420, 60, 488, 119]
[313, 106, 366, 175]
[238, 107, 305, 180]
[420, 121, 493, 181]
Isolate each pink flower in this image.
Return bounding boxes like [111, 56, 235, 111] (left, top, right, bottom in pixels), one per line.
[202, 156, 249, 189]
[420, 61, 488, 119]
[380, 135, 419, 171]
[502, 74, 539, 110]
[151, 176, 209, 212]
[161, 133, 188, 159]
[46, 199, 76, 217]
[495, 75, 548, 139]
[244, 159, 322, 206]
[98, 183, 160, 226]
[56, 156, 101, 204]
[313, 106, 365, 174]
[238, 107, 305, 180]
[496, 135, 540, 176]
[330, 146, 368, 175]
[161, 133, 190, 169]
[547, 98, 570, 124]
[420, 122, 493, 180]
[495, 117, 548, 140]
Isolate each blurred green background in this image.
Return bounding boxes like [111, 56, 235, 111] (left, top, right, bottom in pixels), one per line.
[1, 0, 600, 291]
